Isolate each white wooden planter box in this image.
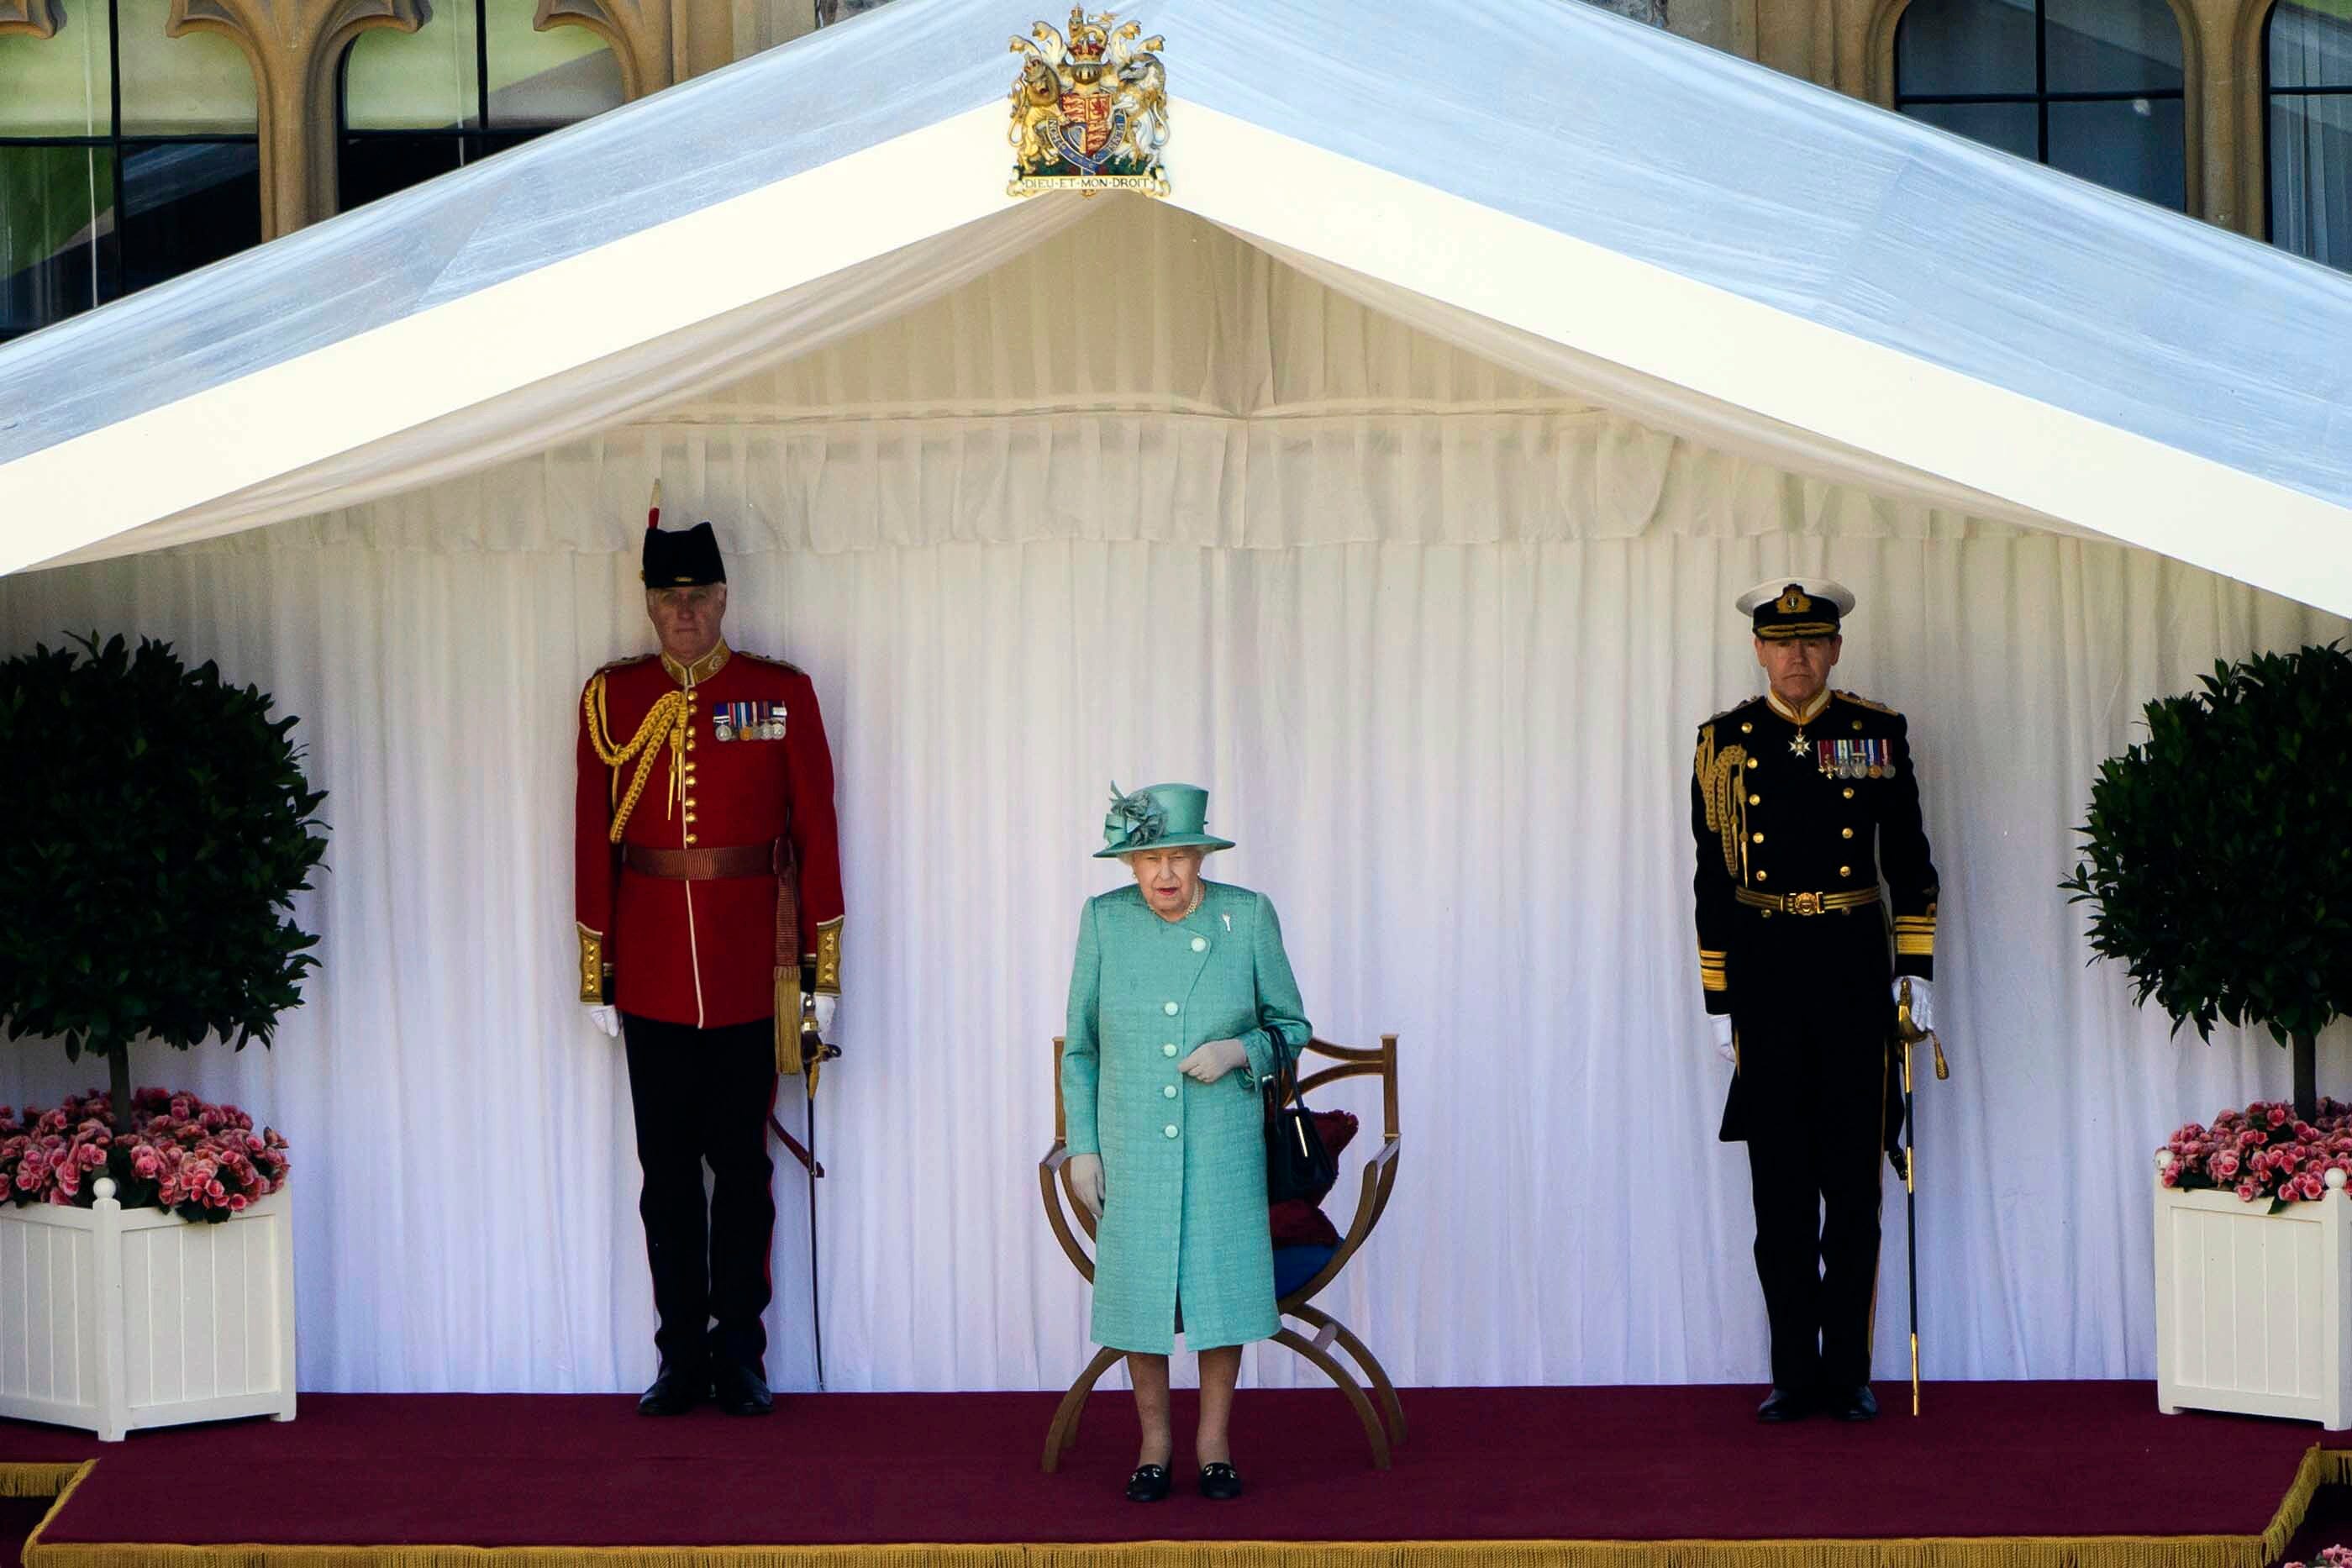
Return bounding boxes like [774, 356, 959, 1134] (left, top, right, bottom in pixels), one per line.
[2155, 1153, 2352, 1429]
[0, 1181, 295, 1441]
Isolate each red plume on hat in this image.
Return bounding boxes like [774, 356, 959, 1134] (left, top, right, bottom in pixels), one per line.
[647, 480, 662, 531]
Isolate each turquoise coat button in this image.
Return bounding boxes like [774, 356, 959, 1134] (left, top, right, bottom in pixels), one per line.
[1163, 1001, 1179, 1015]
[1191, 937, 1208, 953]
[1163, 1084, 1177, 1099]
[1161, 1043, 1177, 1057]
[1163, 1124, 1179, 1139]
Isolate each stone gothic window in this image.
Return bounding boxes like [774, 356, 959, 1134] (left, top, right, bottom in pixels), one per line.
[2267, 0, 2352, 271]
[337, 0, 623, 213]
[0, 0, 261, 339]
[1894, 0, 2187, 211]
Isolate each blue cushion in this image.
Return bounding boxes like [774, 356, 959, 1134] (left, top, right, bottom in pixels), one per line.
[1273, 1243, 1337, 1297]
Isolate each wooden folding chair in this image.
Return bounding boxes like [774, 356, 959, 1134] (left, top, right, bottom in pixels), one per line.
[1038, 1034, 1405, 1470]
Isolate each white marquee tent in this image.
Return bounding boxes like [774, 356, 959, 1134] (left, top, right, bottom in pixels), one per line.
[3, 0, 2350, 1396]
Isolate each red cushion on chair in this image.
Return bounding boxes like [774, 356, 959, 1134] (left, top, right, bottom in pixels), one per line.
[1269, 1110, 1360, 1246]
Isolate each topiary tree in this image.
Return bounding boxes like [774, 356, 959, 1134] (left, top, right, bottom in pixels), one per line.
[2061, 644, 2352, 1123]
[0, 634, 329, 1119]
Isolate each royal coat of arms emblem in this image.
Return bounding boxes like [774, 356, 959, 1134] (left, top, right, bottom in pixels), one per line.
[1007, 8, 1169, 197]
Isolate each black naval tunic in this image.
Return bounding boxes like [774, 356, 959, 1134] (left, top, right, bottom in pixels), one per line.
[1691, 687, 1938, 1394]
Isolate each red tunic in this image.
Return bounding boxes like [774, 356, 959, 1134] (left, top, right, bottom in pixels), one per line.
[575, 643, 843, 1029]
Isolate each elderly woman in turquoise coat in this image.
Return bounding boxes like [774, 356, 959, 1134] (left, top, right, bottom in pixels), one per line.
[1063, 781, 1312, 1503]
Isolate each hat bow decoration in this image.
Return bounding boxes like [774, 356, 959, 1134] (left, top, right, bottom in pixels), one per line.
[1104, 781, 1167, 850]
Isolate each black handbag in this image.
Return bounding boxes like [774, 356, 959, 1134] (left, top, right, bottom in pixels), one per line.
[1264, 1064, 1339, 1204]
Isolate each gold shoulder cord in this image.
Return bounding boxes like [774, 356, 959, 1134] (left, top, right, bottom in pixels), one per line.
[583, 672, 690, 843]
[1694, 723, 1749, 881]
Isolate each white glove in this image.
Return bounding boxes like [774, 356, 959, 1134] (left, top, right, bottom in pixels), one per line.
[1710, 1015, 1735, 1065]
[1898, 978, 1934, 1034]
[1178, 1038, 1250, 1084]
[813, 994, 838, 1039]
[1066, 1151, 1104, 1217]
[585, 1004, 620, 1039]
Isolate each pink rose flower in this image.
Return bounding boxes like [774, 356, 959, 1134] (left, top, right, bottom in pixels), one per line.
[2238, 1181, 2262, 1202]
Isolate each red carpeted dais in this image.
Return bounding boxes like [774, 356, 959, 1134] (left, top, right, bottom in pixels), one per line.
[0, 1382, 2337, 1565]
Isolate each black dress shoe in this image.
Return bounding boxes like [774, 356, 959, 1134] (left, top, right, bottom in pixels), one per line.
[1755, 1386, 1810, 1423]
[637, 1365, 708, 1417]
[1826, 1383, 1879, 1422]
[1124, 1464, 1171, 1502]
[1197, 1461, 1244, 1500]
[710, 1359, 774, 1417]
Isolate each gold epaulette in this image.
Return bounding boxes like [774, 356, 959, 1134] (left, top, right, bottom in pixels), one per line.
[1834, 690, 1898, 716]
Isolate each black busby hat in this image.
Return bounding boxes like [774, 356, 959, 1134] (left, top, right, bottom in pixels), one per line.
[639, 486, 726, 587]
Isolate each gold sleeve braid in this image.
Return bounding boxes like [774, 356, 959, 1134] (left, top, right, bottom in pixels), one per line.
[1895, 905, 1937, 957]
[812, 918, 843, 996]
[582, 672, 691, 843]
[1694, 724, 1749, 881]
[576, 924, 605, 1004]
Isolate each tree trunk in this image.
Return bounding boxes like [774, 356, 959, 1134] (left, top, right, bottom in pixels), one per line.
[108, 1042, 132, 1129]
[2294, 1030, 2319, 1124]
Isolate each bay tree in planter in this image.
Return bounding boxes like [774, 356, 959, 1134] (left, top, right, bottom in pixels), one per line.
[2068, 645, 2352, 1429]
[0, 635, 324, 1439]
[2061, 644, 2352, 1123]
[0, 634, 328, 1118]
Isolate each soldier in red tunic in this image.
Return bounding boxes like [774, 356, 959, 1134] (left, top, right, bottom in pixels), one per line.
[575, 512, 843, 1418]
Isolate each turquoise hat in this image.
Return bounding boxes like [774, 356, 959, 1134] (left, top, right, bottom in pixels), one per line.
[1095, 781, 1235, 859]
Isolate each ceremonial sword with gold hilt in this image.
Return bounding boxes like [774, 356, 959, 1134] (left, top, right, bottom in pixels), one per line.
[766, 960, 841, 1387]
[1894, 976, 1950, 1418]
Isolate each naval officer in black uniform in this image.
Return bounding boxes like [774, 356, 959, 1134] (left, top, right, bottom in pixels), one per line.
[1690, 579, 1939, 1423]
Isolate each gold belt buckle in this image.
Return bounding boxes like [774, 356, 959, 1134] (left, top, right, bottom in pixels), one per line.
[1788, 891, 1824, 917]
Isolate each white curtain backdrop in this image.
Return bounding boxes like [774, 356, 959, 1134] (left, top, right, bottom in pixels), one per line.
[3, 205, 2347, 1395]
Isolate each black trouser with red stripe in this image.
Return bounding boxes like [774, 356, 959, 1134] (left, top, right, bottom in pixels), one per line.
[621, 1013, 778, 1377]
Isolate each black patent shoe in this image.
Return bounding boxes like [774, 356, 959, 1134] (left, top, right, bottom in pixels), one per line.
[636, 1364, 708, 1417]
[711, 1359, 774, 1417]
[1197, 1461, 1244, 1500]
[1125, 1464, 1171, 1502]
[1826, 1383, 1879, 1422]
[1755, 1386, 1811, 1423]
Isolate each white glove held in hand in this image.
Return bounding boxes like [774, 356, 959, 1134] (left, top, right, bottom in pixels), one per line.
[813, 994, 838, 1039]
[1897, 978, 1934, 1034]
[1710, 1015, 1735, 1065]
[1179, 1038, 1250, 1084]
[1066, 1152, 1104, 1217]
[586, 1004, 620, 1039]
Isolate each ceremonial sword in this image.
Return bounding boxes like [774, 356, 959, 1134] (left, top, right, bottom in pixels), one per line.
[1894, 976, 1950, 1417]
[767, 960, 840, 1388]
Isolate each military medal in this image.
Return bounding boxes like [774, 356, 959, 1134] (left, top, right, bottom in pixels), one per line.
[713, 705, 735, 743]
[1789, 727, 1808, 758]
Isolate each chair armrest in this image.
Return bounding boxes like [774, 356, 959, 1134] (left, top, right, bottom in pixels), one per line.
[1279, 1134, 1402, 1310]
[1037, 1140, 1097, 1281]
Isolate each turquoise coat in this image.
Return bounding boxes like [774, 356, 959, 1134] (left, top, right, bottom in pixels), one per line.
[1063, 881, 1313, 1354]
